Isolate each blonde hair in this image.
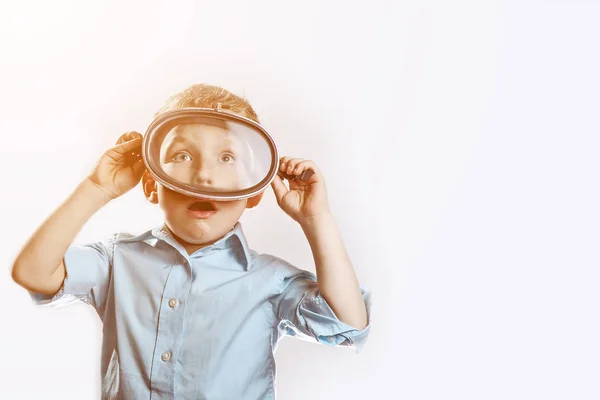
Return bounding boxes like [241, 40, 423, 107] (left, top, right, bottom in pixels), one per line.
[156, 83, 259, 123]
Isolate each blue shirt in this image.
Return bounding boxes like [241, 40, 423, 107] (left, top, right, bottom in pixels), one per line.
[30, 222, 371, 400]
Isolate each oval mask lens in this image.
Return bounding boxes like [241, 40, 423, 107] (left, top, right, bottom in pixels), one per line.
[143, 109, 277, 200]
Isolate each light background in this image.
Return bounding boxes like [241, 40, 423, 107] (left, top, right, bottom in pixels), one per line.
[1, 0, 599, 399]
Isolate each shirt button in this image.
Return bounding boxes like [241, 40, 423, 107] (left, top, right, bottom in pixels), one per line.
[168, 298, 178, 308]
[327, 337, 335, 343]
[161, 351, 171, 362]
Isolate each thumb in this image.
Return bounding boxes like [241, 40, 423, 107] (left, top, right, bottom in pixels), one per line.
[270, 175, 288, 204]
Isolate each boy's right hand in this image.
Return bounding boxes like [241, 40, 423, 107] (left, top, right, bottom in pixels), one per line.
[87, 131, 146, 201]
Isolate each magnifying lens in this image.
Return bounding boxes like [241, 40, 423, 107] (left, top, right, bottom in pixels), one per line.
[141, 104, 313, 201]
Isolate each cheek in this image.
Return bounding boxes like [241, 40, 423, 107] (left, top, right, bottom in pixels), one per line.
[163, 165, 188, 182]
[157, 188, 182, 214]
[218, 201, 247, 218]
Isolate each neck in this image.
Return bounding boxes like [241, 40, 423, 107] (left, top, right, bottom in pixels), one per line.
[169, 231, 219, 255]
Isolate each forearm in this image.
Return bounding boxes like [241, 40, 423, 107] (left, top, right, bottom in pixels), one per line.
[301, 212, 368, 330]
[11, 178, 111, 292]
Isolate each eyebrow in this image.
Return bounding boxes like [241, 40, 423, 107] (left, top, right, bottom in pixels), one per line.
[165, 135, 194, 148]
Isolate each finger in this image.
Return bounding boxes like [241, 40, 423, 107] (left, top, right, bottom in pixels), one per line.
[292, 160, 318, 177]
[111, 137, 143, 155]
[116, 132, 131, 145]
[270, 175, 288, 204]
[287, 161, 319, 188]
[104, 138, 142, 162]
[283, 158, 304, 175]
[279, 156, 304, 171]
[279, 156, 293, 173]
[116, 131, 142, 145]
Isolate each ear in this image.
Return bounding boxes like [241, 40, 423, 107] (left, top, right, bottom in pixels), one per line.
[142, 170, 159, 204]
[245, 192, 264, 209]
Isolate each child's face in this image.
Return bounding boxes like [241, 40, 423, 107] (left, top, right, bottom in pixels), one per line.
[145, 123, 258, 252]
[159, 123, 254, 192]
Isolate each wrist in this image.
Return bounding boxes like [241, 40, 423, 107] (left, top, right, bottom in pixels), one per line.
[299, 211, 335, 231]
[80, 178, 115, 205]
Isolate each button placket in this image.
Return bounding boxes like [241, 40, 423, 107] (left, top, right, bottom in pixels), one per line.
[149, 263, 189, 395]
[157, 264, 189, 369]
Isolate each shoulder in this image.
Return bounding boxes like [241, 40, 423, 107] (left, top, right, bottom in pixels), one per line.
[82, 228, 157, 258]
[248, 252, 316, 282]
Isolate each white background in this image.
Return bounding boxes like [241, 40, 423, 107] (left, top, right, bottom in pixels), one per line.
[1, 0, 599, 399]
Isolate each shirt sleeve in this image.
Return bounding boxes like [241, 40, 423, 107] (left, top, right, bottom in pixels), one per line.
[270, 260, 372, 354]
[28, 234, 116, 312]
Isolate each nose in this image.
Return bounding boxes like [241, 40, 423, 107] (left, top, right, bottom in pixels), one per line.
[191, 158, 214, 187]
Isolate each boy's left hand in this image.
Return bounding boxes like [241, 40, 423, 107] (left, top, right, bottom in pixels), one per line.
[271, 157, 331, 225]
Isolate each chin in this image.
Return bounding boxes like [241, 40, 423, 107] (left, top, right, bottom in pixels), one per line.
[171, 218, 228, 244]
[178, 224, 216, 243]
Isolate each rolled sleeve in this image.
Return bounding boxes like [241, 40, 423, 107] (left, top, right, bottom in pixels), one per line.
[272, 264, 372, 354]
[29, 286, 79, 307]
[28, 235, 115, 310]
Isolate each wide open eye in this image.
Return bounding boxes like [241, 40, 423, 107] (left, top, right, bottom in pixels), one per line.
[172, 151, 192, 162]
[218, 153, 236, 164]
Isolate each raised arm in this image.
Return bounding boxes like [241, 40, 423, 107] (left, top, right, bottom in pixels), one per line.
[11, 132, 145, 295]
[271, 157, 368, 330]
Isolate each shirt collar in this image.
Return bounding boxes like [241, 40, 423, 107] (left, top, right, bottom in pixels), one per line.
[118, 222, 253, 270]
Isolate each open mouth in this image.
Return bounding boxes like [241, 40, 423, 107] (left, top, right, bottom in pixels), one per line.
[188, 201, 217, 212]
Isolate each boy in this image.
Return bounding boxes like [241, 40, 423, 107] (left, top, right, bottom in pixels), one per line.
[11, 84, 371, 399]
